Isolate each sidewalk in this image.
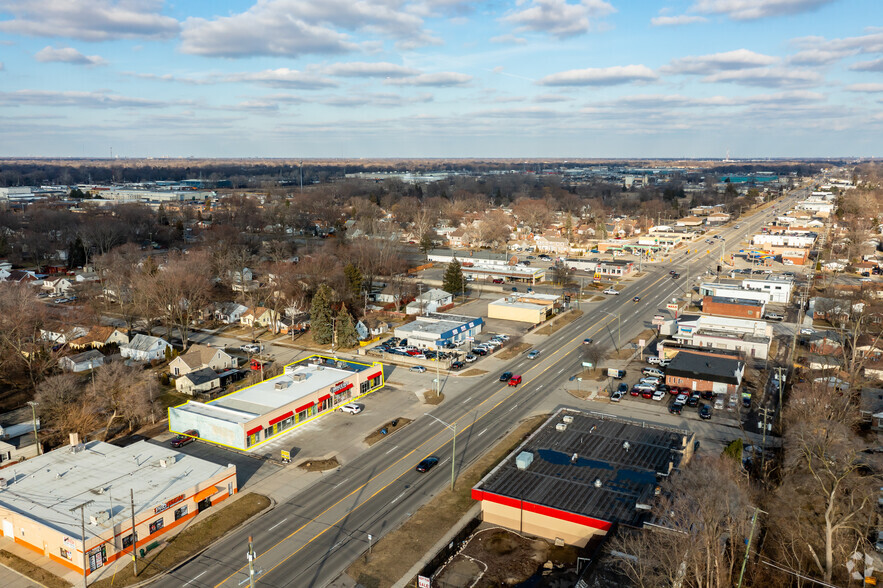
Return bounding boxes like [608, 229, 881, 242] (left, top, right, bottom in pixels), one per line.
[0, 535, 81, 587]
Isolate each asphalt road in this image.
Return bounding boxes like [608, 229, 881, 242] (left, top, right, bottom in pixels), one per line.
[151, 189, 809, 588]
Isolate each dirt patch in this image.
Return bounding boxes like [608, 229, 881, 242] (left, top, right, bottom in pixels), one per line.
[364, 417, 412, 446]
[459, 368, 488, 377]
[534, 310, 584, 336]
[297, 457, 340, 472]
[0, 550, 71, 588]
[631, 329, 656, 347]
[589, 295, 606, 302]
[88, 493, 271, 588]
[632, 271, 647, 278]
[495, 342, 531, 360]
[347, 414, 549, 588]
[423, 391, 444, 405]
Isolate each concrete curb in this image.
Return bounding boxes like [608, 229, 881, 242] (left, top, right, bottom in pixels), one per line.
[0, 560, 50, 588]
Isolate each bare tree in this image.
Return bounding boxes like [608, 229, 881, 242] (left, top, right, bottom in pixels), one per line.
[34, 374, 102, 445]
[0, 282, 60, 389]
[92, 362, 159, 438]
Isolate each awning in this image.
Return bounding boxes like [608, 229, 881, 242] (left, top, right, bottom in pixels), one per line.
[269, 411, 294, 426]
[295, 401, 315, 413]
[366, 371, 382, 381]
[333, 383, 353, 394]
[246, 426, 262, 436]
[193, 487, 218, 502]
[318, 394, 331, 403]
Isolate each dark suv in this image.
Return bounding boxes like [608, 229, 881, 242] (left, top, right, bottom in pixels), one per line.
[499, 371, 512, 382]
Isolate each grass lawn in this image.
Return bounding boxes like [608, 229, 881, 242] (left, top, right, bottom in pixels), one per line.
[0, 551, 71, 588]
[346, 414, 549, 588]
[534, 310, 584, 336]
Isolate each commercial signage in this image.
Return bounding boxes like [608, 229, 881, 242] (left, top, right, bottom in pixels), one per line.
[281, 450, 290, 461]
[666, 303, 679, 311]
[418, 576, 431, 588]
[63, 536, 76, 549]
[330, 381, 349, 394]
[154, 493, 185, 515]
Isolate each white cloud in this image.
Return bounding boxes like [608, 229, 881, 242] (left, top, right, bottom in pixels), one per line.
[851, 57, 883, 72]
[34, 46, 107, 66]
[180, 0, 436, 58]
[0, 0, 179, 41]
[490, 34, 528, 44]
[384, 72, 472, 87]
[664, 49, 778, 74]
[322, 92, 434, 107]
[0, 62, 4, 71]
[502, 0, 615, 38]
[534, 93, 573, 103]
[538, 65, 657, 86]
[703, 66, 822, 87]
[0, 89, 178, 108]
[787, 48, 852, 65]
[223, 69, 338, 89]
[651, 15, 708, 26]
[321, 62, 420, 78]
[845, 83, 883, 93]
[690, 0, 836, 21]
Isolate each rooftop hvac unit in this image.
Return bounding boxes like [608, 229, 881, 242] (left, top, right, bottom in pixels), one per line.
[0, 478, 6, 489]
[622, 441, 631, 452]
[291, 373, 306, 382]
[594, 478, 603, 488]
[274, 380, 291, 390]
[562, 415, 574, 424]
[635, 503, 652, 511]
[160, 455, 176, 468]
[555, 423, 568, 432]
[283, 365, 296, 375]
[515, 451, 534, 470]
[571, 453, 579, 463]
[89, 511, 110, 526]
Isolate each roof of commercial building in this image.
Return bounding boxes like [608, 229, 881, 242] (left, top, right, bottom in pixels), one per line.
[0, 440, 232, 539]
[705, 296, 764, 308]
[428, 248, 511, 262]
[488, 298, 545, 310]
[666, 351, 744, 385]
[474, 409, 692, 528]
[396, 317, 471, 338]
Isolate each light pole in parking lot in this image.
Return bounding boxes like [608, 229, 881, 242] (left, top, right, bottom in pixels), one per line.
[600, 310, 621, 351]
[425, 413, 457, 491]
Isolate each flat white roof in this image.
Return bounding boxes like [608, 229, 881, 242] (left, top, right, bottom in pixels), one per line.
[489, 298, 545, 310]
[396, 318, 464, 337]
[210, 363, 352, 416]
[0, 440, 231, 538]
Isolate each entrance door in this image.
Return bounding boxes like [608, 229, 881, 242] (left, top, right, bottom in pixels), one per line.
[2, 520, 12, 537]
[197, 498, 212, 513]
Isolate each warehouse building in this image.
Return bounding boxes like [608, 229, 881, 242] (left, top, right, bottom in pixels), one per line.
[472, 409, 694, 547]
[0, 436, 236, 579]
[169, 355, 384, 451]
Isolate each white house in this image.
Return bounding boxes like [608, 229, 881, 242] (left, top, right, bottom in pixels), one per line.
[175, 367, 221, 395]
[406, 289, 453, 315]
[169, 344, 234, 377]
[60, 350, 105, 373]
[120, 334, 171, 362]
[213, 302, 249, 324]
[40, 325, 88, 345]
[41, 277, 74, 296]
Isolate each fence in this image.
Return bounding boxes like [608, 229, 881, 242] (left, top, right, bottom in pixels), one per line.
[416, 517, 482, 584]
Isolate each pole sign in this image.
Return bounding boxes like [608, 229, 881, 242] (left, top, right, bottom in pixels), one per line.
[666, 303, 679, 311]
[581, 362, 592, 368]
[281, 450, 290, 461]
[638, 339, 645, 348]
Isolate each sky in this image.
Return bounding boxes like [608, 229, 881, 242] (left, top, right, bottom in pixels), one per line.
[0, 0, 881, 159]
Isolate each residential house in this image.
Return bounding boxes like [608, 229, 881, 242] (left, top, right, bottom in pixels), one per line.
[169, 344, 234, 377]
[68, 326, 129, 350]
[1, 269, 41, 284]
[706, 212, 731, 225]
[356, 318, 389, 340]
[240, 306, 272, 328]
[213, 302, 249, 324]
[406, 289, 453, 315]
[534, 235, 570, 255]
[41, 277, 74, 296]
[120, 334, 171, 362]
[0, 407, 41, 463]
[448, 228, 467, 247]
[60, 349, 105, 373]
[40, 325, 87, 345]
[175, 367, 222, 395]
[73, 270, 99, 283]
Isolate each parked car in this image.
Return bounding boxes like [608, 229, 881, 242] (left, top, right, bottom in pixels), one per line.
[492, 278, 504, 284]
[340, 403, 364, 414]
[639, 377, 661, 386]
[495, 334, 510, 341]
[764, 312, 784, 321]
[499, 371, 512, 382]
[472, 348, 488, 356]
[464, 354, 477, 363]
[617, 383, 629, 394]
[508, 375, 522, 386]
[450, 360, 464, 370]
[527, 349, 541, 359]
[669, 403, 683, 415]
[610, 390, 624, 402]
[646, 356, 662, 365]
[673, 393, 689, 406]
[415, 456, 439, 473]
[652, 389, 666, 401]
[170, 430, 198, 448]
[699, 404, 713, 420]
[240, 343, 261, 353]
[686, 393, 701, 408]
[642, 367, 664, 377]
[410, 366, 427, 373]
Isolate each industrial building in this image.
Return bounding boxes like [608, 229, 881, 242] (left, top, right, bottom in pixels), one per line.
[0, 437, 236, 579]
[169, 355, 384, 451]
[487, 292, 561, 324]
[394, 313, 483, 349]
[472, 409, 694, 547]
[701, 296, 765, 319]
[665, 350, 745, 395]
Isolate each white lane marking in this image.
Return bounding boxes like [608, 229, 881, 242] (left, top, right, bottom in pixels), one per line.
[390, 490, 408, 505]
[439, 458, 449, 466]
[462, 396, 472, 403]
[183, 570, 207, 586]
[477, 428, 487, 437]
[557, 368, 565, 374]
[386, 446, 398, 455]
[508, 404, 518, 412]
[268, 518, 288, 531]
[333, 478, 349, 488]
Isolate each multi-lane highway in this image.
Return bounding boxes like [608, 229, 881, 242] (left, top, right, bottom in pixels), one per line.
[153, 188, 807, 588]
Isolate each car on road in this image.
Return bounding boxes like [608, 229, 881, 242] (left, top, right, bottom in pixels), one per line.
[170, 430, 198, 448]
[410, 366, 427, 373]
[464, 354, 477, 363]
[583, 338, 593, 344]
[671, 273, 680, 279]
[669, 403, 683, 415]
[240, 343, 262, 353]
[764, 312, 784, 321]
[527, 349, 541, 359]
[499, 371, 512, 382]
[800, 328, 815, 335]
[340, 403, 364, 414]
[415, 456, 439, 473]
[633, 296, 641, 303]
[603, 288, 620, 295]
[450, 360, 464, 370]
[699, 404, 713, 420]
[508, 375, 522, 386]
[492, 278, 504, 284]
[669, 270, 676, 275]
[652, 389, 666, 401]
[610, 389, 624, 402]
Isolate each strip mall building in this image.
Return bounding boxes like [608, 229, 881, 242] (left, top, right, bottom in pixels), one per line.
[0, 438, 236, 579]
[169, 355, 385, 451]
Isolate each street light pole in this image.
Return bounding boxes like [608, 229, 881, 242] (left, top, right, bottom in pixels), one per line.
[600, 310, 621, 350]
[70, 500, 94, 588]
[425, 413, 457, 491]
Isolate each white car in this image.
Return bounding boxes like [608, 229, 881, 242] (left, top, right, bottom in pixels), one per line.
[646, 356, 662, 365]
[464, 354, 477, 363]
[495, 334, 510, 341]
[652, 390, 666, 401]
[410, 366, 427, 373]
[603, 288, 620, 295]
[240, 343, 261, 353]
[799, 328, 814, 335]
[339, 403, 363, 414]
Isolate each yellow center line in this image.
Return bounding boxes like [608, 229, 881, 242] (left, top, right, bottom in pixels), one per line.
[215, 268, 674, 587]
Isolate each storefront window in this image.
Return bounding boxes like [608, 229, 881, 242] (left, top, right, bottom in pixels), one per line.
[122, 534, 134, 549]
[174, 505, 188, 521]
[149, 518, 164, 535]
[246, 433, 259, 447]
[60, 547, 73, 560]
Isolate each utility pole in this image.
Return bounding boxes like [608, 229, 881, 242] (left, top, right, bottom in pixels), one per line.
[759, 407, 772, 473]
[736, 507, 762, 588]
[247, 535, 256, 588]
[130, 488, 138, 576]
[70, 500, 94, 588]
[26, 401, 40, 455]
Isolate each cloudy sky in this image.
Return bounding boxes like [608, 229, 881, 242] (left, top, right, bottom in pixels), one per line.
[0, 0, 881, 158]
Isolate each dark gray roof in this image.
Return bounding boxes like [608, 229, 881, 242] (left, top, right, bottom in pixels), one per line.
[66, 349, 104, 363]
[667, 351, 743, 385]
[706, 295, 764, 308]
[182, 367, 220, 386]
[474, 410, 692, 528]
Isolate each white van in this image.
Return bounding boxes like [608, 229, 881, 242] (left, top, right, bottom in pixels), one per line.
[646, 356, 662, 365]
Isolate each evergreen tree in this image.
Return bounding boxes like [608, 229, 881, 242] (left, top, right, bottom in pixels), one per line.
[343, 263, 363, 300]
[310, 284, 334, 344]
[66, 236, 87, 268]
[335, 305, 359, 348]
[419, 233, 434, 258]
[443, 259, 465, 296]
